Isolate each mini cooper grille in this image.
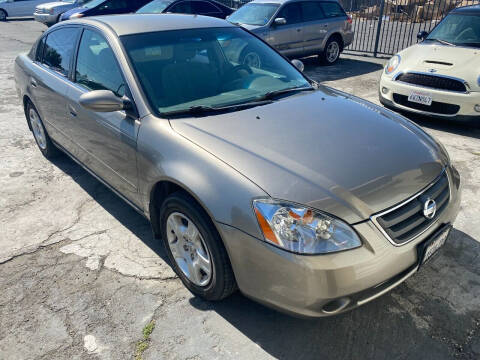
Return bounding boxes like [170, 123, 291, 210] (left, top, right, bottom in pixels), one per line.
[393, 94, 460, 115]
[376, 172, 450, 245]
[396, 73, 467, 92]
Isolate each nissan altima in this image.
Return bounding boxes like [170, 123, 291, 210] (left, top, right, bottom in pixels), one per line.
[14, 14, 461, 317]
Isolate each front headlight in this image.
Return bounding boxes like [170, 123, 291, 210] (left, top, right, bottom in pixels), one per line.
[69, 13, 84, 19]
[385, 55, 401, 75]
[253, 199, 362, 254]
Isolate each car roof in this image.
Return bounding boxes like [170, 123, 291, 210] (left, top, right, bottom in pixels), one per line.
[248, 0, 340, 4]
[75, 13, 234, 36]
[451, 4, 480, 14]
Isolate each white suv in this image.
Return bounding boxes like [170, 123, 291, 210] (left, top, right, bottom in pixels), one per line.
[0, 0, 48, 21]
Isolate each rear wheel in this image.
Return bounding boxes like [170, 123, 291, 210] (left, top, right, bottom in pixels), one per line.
[0, 9, 7, 21]
[319, 37, 341, 65]
[26, 101, 60, 159]
[159, 192, 236, 301]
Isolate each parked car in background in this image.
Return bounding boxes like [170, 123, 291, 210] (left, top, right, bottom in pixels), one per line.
[15, 14, 461, 318]
[136, 0, 233, 19]
[380, 5, 480, 121]
[227, 0, 353, 65]
[0, 0, 46, 21]
[60, 0, 150, 21]
[34, 0, 87, 26]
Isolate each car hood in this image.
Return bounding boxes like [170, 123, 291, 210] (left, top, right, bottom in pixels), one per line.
[398, 43, 480, 91]
[169, 88, 447, 224]
[37, 1, 72, 10]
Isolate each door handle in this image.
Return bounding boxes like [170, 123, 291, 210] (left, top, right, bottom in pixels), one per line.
[68, 105, 77, 117]
[30, 79, 37, 88]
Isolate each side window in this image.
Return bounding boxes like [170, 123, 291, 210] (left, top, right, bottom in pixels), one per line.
[33, 36, 45, 62]
[301, 1, 325, 22]
[75, 29, 126, 96]
[169, 1, 194, 14]
[98, 0, 128, 11]
[42, 28, 80, 77]
[320, 2, 345, 18]
[192, 1, 221, 15]
[277, 3, 302, 25]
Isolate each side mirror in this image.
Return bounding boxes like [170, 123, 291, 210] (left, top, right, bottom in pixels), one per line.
[417, 31, 429, 41]
[79, 90, 132, 113]
[273, 17, 287, 26]
[291, 59, 304, 72]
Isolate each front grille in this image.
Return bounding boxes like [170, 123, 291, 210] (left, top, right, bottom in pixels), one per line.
[396, 73, 467, 93]
[393, 93, 460, 115]
[35, 8, 47, 14]
[375, 171, 450, 245]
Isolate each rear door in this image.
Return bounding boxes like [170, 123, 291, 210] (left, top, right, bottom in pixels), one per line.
[29, 27, 81, 149]
[319, 1, 348, 42]
[268, 2, 304, 56]
[64, 28, 139, 202]
[300, 1, 329, 55]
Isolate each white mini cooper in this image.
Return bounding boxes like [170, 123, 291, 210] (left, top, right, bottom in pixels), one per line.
[379, 5, 480, 121]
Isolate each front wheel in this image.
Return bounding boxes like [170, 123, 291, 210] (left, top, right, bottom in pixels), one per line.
[159, 192, 237, 301]
[0, 9, 7, 21]
[319, 37, 341, 65]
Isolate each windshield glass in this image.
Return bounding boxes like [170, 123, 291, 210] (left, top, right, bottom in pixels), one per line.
[82, 0, 105, 9]
[427, 13, 480, 47]
[137, 0, 171, 13]
[121, 27, 309, 115]
[228, 3, 279, 26]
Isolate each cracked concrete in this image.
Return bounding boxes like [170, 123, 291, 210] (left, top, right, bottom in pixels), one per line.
[1, 20, 480, 360]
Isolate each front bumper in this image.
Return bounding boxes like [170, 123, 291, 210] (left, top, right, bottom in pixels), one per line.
[379, 74, 480, 120]
[218, 165, 461, 318]
[33, 13, 57, 25]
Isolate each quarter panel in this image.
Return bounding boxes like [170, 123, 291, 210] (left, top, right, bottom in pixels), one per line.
[136, 115, 267, 239]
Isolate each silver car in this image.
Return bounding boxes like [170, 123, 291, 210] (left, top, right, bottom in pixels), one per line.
[227, 0, 354, 65]
[15, 14, 461, 318]
[34, 0, 87, 27]
[0, 0, 46, 21]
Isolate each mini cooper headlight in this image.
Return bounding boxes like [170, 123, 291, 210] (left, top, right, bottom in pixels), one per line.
[385, 55, 401, 75]
[253, 199, 362, 254]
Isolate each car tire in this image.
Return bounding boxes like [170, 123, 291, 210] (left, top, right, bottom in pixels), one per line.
[240, 46, 262, 68]
[159, 191, 237, 301]
[0, 9, 7, 21]
[26, 101, 61, 159]
[319, 36, 341, 65]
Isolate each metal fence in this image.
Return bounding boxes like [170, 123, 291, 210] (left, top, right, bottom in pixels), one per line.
[343, 0, 480, 56]
[217, 0, 480, 57]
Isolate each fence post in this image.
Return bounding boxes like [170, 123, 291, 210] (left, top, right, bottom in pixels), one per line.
[373, 0, 386, 57]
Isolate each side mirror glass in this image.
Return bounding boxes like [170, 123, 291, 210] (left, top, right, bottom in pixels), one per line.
[79, 90, 131, 113]
[274, 17, 287, 26]
[417, 31, 429, 41]
[291, 59, 304, 72]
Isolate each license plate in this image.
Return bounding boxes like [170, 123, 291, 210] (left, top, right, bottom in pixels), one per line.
[418, 225, 451, 267]
[408, 91, 433, 106]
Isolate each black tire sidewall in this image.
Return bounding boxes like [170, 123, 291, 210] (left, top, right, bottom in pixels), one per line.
[0, 10, 6, 21]
[159, 193, 230, 301]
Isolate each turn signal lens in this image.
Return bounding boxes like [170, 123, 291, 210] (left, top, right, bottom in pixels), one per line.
[253, 199, 362, 254]
[69, 13, 84, 19]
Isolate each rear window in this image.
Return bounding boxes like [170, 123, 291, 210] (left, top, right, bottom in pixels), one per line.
[320, 2, 345, 18]
[42, 28, 80, 77]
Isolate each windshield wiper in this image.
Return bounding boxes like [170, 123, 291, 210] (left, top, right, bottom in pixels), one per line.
[426, 38, 456, 47]
[258, 86, 315, 101]
[162, 100, 273, 117]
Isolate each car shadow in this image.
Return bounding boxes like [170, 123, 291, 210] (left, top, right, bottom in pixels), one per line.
[50, 154, 169, 263]
[188, 228, 480, 360]
[301, 56, 384, 82]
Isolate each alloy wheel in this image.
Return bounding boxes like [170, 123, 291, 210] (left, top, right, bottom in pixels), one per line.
[29, 108, 47, 150]
[166, 212, 212, 287]
[326, 41, 340, 63]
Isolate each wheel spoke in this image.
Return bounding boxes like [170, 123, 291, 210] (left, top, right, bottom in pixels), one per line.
[195, 253, 211, 277]
[185, 221, 199, 242]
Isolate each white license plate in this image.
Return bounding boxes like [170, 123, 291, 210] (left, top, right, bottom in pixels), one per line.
[422, 228, 450, 264]
[408, 91, 433, 106]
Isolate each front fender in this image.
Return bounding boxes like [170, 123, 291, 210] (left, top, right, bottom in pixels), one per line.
[136, 115, 267, 239]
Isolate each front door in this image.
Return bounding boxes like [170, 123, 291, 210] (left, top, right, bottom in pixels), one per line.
[267, 2, 304, 57]
[64, 28, 140, 203]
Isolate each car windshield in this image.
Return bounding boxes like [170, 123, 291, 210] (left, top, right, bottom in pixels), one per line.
[137, 0, 171, 13]
[121, 27, 310, 115]
[82, 0, 106, 9]
[426, 13, 480, 48]
[228, 3, 279, 26]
